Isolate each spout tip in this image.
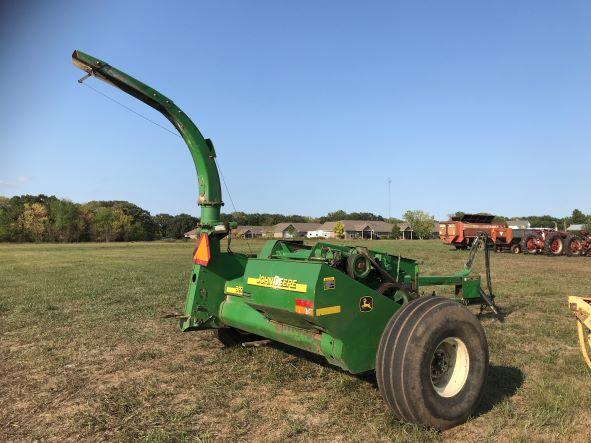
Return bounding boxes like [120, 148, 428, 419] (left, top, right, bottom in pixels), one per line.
[71, 50, 105, 73]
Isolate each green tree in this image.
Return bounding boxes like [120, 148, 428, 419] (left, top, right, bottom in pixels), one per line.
[111, 207, 134, 241]
[48, 199, 86, 242]
[403, 210, 435, 240]
[81, 200, 156, 241]
[92, 207, 116, 242]
[333, 221, 345, 239]
[0, 196, 11, 241]
[319, 210, 347, 223]
[15, 203, 48, 242]
[571, 209, 587, 225]
[111, 201, 156, 241]
[168, 213, 198, 239]
[391, 224, 401, 239]
[153, 213, 175, 238]
[448, 211, 465, 220]
[521, 215, 560, 229]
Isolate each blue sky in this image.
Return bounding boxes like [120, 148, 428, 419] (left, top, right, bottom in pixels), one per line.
[1, 1, 590, 220]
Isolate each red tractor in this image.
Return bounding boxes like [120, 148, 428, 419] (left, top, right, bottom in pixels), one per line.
[520, 229, 591, 256]
[519, 229, 561, 255]
[564, 230, 591, 256]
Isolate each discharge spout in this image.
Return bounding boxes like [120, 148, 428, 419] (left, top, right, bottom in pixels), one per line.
[72, 50, 223, 227]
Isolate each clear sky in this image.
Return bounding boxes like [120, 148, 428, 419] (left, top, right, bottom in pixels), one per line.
[1, 1, 590, 220]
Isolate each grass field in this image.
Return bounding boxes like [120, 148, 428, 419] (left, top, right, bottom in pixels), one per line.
[1, 239, 591, 442]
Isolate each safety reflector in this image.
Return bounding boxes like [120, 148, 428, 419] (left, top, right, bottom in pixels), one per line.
[193, 233, 211, 266]
[295, 298, 314, 316]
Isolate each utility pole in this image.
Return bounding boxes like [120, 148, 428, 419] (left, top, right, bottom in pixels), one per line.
[388, 177, 392, 221]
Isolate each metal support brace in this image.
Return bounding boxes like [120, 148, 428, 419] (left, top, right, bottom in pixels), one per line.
[467, 232, 503, 320]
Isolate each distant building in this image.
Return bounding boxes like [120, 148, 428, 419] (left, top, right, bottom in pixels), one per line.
[269, 222, 322, 239]
[188, 220, 420, 240]
[567, 224, 586, 232]
[306, 229, 332, 239]
[507, 219, 531, 229]
[320, 220, 397, 239]
[397, 222, 415, 240]
[233, 225, 264, 238]
[184, 228, 198, 239]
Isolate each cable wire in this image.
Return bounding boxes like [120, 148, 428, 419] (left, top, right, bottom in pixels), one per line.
[80, 80, 253, 254]
[215, 157, 253, 255]
[81, 82, 181, 138]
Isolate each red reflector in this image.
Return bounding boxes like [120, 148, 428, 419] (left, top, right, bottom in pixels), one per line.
[295, 298, 314, 316]
[295, 298, 313, 308]
[193, 233, 210, 266]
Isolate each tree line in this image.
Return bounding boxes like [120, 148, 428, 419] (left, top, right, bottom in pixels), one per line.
[0, 195, 197, 242]
[0, 194, 588, 242]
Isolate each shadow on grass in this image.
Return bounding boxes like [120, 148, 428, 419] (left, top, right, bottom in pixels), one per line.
[265, 343, 523, 417]
[476, 365, 524, 416]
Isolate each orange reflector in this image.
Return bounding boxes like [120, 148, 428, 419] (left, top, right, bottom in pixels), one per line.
[193, 233, 211, 266]
[295, 298, 314, 316]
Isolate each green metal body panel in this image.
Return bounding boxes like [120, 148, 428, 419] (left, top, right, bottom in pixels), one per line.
[73, 50, 493, 376]
[418, 274, 482, 300]
[219, 258, 401, 373]
[181, 253, 249, 330]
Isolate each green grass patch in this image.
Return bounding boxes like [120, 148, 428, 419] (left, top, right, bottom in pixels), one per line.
[1, 240, 590, 440]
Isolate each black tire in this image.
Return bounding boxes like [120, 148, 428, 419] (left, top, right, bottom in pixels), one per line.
[520, 234, 540, 255]
[375, 297, 488, 430]
[565, 235, 582, 257]
[510, 243, 521, 254]
[215, 327, 259, 347]
[543, 233, 564, 256]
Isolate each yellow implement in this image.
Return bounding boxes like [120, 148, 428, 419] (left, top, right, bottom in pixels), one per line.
[568, 296, 591, 369]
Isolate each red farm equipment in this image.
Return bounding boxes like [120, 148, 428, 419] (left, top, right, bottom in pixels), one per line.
[439, 214, 503, 250]
[440, 213, 591, 257]
[519, 229, 591, 256]
[516, 228, 557, 255]
[563, 231, 591, 256]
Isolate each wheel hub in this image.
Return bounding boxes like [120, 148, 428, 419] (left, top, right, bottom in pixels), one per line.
[431, 349, 450, 378]
[430, 337, 470, 398]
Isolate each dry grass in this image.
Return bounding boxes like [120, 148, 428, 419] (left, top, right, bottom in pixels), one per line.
[1, 239, 591, 442]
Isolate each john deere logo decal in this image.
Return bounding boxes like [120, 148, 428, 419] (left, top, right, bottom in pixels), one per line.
[360, 296, 373, 312]
[247, 275, 307, 293]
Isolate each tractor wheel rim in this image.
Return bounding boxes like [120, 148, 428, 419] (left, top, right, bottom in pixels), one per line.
[551, 239, 562, 253]
[526, 239, 537, 252]
[571, 241, 581, 253]
[430, 337, 470, 398]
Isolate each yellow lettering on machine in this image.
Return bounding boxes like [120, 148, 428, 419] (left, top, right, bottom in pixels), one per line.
[225, 286, 243, 295]
[247, 275, 307, 293]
